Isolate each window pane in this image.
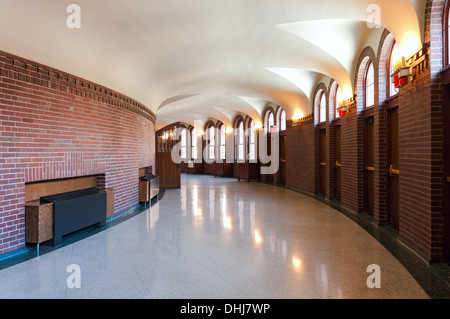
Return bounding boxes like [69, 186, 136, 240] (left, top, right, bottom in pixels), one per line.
[365, 62, 375, 107]
[249, 146, 255, 161]
[281, 110, 286, 131]
[320, 93, 326, 123]
[389, 42, 399, 97]
[221, 126, 226, 146]
[210, 127, 215, 146]
[239, 122, 244, 144]
[220, 126, 226, 160]
[192, 128, 197, 147]
[181, 129, 186, 147]
[239, 145, 244, 161]
[269, 113, 274, 131]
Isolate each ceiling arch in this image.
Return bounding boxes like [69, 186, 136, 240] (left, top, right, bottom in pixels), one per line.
[0, 0, 426, 129]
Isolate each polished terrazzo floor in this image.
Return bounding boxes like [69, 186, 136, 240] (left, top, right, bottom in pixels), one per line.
[0, 175, 430, 299]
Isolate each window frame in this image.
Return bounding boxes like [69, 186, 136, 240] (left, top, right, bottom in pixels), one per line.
[319, 91, 327, 124]
[335, 85, 342, 119]
[180, 127, 187, 160]
[236, 120, 245, 162]
[207, 125, 215, 161]
[191, 127, 198, 160]
[277, 108, 287, 132]
[389, 41, 400, 98]
[265, 111, 275, 134]
[248, 119, 257, 162]
[445, 2, 450, 66]
[219, 124, 226, 161]
[364, 61, 375, 108]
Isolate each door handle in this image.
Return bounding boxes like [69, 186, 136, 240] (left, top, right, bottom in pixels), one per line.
[365, 166, 375, 171]
[320, 162, 327, 166]
[335, 161, 342, 168]
[388, 165, 400, 176]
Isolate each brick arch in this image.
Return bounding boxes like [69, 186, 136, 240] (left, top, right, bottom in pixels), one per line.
[216, 121, 225, 129]
[354, 46, 378, 113]
[328, 80, 339, 121]
[262, 105, 276, 132]
[312, 82, 328, 125]
[377, 29, 396, 104]
[233, 114, 245, 129]
[204, 120, 216, 131]
[425, 0, 445, 72]
[275, 105, 287, 131]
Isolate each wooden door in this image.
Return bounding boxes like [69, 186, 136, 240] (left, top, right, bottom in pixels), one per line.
[319, 129, 326, 196]
[156, 123, 181, 189]
[334, 125, 342, 201]
[365, 117, 375, 216]
[278, 134, 287, 186]
[444, 84, 450, 261]
[388, 107, 400, 230]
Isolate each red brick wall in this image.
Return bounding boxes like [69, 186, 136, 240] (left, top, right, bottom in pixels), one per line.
[0, 51, 156, 256]
[395, 0, 445, 261]
[286, 117, 315, 195]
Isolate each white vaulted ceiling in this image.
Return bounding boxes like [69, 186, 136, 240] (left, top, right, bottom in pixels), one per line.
[0, 0, 425, 130]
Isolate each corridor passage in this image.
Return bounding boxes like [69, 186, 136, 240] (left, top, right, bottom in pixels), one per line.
[0, 175, 428, 299]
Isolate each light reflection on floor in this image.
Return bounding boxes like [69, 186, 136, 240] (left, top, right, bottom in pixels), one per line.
[0, 174, 429, 299]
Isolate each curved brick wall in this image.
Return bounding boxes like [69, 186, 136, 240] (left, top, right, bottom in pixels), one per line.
[0, 51, 156, 256]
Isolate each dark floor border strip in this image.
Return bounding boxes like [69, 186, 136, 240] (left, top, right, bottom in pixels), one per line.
[281, 183, 450, 299]
[221, 175, 450, 298]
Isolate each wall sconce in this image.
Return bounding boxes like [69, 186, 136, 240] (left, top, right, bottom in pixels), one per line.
[390, 44, 429, 96]
[292, 111, 303, 127]
[391, 56, 413, 95]
[226, 127, 234, 135]
[254, 121, 263, 131]
[197, 130, 204, 137]
[337, 95, 356, 116]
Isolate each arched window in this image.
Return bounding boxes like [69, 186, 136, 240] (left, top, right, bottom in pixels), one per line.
[181, 128, 187, 159]
[265, 111, 275, 134]
[389, 42, 400, 97]
[191, 128, 197, 159]
[277, 108, 286, 132]
[319, 92, 327, 123]
[365, 61, 375, 108]
[248, 119, 256, 161]
[447, 4, 450, 65]
[207, 125, 215, 161]
[236, 121, 245, 161]
[219, 124, 226, 161]
[335, 85, 342, 119]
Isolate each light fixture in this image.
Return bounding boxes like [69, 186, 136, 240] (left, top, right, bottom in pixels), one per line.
[254, 121, 263, 131]
[226, 127, 234, 135]
[391, 56, 413, 94]
[292, 111, 304, 127]
[390, 45, 428, 96]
